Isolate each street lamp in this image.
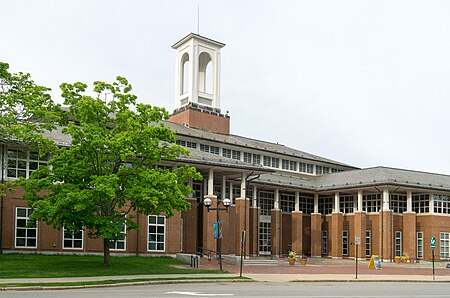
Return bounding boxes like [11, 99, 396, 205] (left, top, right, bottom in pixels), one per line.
[203, 197, 231, 270]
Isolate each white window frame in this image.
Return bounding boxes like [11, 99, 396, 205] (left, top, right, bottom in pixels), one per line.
[110, 220, 127, 251]
[62, 227, 84, 250]
[417, 231, 423, 259]
[15, 207, 38, 248]
[342, 230, 348, 256]
[365, 230, 371, 257]
[322, 230, 327, 255]
[395, 231, 402, 257]
[148, 215, 166, 252]
[440, 232, 450, 260]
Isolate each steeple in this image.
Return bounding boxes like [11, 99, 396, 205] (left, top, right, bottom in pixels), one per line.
[169, 33, 230, 135]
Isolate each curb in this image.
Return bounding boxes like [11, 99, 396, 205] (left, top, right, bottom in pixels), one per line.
[0, 278, 252, 291]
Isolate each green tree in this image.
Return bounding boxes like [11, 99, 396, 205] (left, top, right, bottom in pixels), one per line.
[20, 77, 201, 266]
[0, 62, 62, 153]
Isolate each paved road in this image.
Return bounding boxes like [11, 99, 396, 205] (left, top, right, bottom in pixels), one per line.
[2, 282, 450, 297]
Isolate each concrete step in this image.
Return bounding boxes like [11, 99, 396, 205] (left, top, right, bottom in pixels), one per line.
[243, 258, 280, 266]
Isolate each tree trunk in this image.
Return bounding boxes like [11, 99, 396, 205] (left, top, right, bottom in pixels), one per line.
[103, 238, 111, 266]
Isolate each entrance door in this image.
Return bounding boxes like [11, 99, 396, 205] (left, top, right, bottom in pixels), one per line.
[258, 191, 274, 255]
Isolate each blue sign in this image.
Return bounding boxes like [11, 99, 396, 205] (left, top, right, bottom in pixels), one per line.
[214, 221, 223, 239]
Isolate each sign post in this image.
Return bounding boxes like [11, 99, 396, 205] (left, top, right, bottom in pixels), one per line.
[355, 236, 361, 279]
[431, 236, 436, 280]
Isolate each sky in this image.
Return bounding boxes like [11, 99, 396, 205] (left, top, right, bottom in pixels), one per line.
[1, 0, 450, 174]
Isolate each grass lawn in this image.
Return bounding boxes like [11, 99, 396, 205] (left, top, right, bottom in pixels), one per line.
[0, 254, 224, 278]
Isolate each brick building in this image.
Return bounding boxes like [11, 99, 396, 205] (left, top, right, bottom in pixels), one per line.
[1, 33, 450, 261]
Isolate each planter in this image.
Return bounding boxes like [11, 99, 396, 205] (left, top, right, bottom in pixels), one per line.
[288, 258, 295, 266]
[394, 257, 400, 264]
[300, 258, 307, 266]
[278, 258, 285, 265]
[402, 258, 407, 264]
[410, 258, 415, 264]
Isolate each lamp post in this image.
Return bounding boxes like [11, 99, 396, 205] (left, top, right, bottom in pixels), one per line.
[203, 197, 231, 271]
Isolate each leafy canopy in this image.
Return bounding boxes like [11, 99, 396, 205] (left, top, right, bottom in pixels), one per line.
[21, 76, 201, 242]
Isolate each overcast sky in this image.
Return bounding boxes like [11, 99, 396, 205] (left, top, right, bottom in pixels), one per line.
[1, 1, 450, 174]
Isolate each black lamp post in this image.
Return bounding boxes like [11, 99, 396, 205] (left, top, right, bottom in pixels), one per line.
[203, 197, 231, 271]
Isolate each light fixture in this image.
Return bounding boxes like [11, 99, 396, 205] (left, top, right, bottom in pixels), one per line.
[223, 198, 231, 207]
[203, 197, 212, 207]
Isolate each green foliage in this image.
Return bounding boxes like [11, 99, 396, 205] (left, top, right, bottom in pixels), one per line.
[0, 62, 63, 155]
[19, 76, 201, 263]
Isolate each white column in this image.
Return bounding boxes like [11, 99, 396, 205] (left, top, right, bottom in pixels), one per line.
[240, 172, 246, 199]
[429, 193, 434, 213]
[334, 192, 340, 212]
[274, 188, 280, 210]
[207, 168, 214, 196]
[382, 189, 389, 210]
[229, 182, 233, 205]
[357, 190, 363, 212]
[295, 191, 300, 212]
[406, 190, 412, 212]
[252, 185, 257, 207]
[221, 175, 227, 201]
[314, 193, 319, 213]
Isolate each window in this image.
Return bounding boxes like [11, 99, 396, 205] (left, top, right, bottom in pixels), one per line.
[322, 230, 327, 255]
[148, 215, 166, 251]
[299, 162, 313, 174]
[366, 230, 371, 257]
[280, 193, 295, 212]
[243, 152, 261, 165]
[395, 231, 402, 257]
[318, 196, 333, 214]
[186, 141, 197, 149]
[176, 140, 186, 147]
[417, 232, 423, 259]
[263, 156, 279, 169]
[7, 149, 48, 179]
[342, 230, 348, 256]
[259, 191, 274, 216]
[110, 220, 126, 250]
[363, 194, 381, 212]
[259, 222, 271, 254]
[222, 148, 231, 158]
[63, 228, 83, 249]
[316, 166, 323, 175]
[390, 194, 407, 213]
[413, 194, 430, 213]
[199, 144, 219, 155]
[339, 195, 354, 214]
[299, 195, 314, 214]
[231, 150, 241, 160]
[282, 159, 297, 171]
[440, 232, 450, 260]
[434, 195, 450, 214]
[15, 207, 37, 248]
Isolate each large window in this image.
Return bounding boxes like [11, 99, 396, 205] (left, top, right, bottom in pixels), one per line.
[440, 232, 450, 260]
[316, 166, 330, 175]
[413, 194, 430, 213]
[342, 230, 348, 256]
[340, 195, 354, 214]
[322, 230, 327, 255]
[15, 207, 37, 248]
[395, 231, 402, 257]
[280, 193, 295, 212]
[434, 195, 450, 214]
[176, 140, 197, 149]
[299, 195, 314, 214]
[263, 156, 279, 169]
[7, 149, 48, 179]
[148, 215, 165, 252]
[259, 191, 274, 216]
[63, 228, 83, 249]
[390, 194, 407, 213]
[318, 196, 333, 214]
[363, 194, 381, 212]
[223, 149, 240, 160]
[365, 230, 371, 257]
[417, 232, 423, 259]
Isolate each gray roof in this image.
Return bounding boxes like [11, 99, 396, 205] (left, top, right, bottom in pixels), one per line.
[164, 121, 357, 169]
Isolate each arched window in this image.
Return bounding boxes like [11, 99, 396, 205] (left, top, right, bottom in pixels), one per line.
[198, 52, 212, 94]
[181, 53, 189, 95]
